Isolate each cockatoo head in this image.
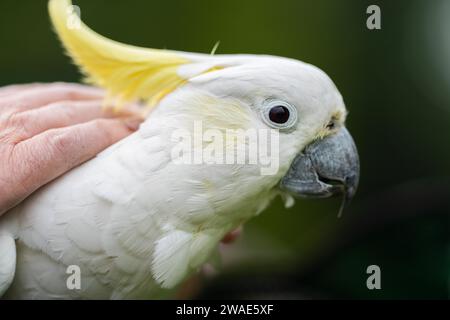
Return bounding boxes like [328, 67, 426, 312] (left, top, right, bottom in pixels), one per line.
[181, 56, 359, 207]
[49, 0, 359, 210]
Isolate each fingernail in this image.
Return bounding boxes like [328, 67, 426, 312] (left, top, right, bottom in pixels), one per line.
[123, 117, 143, 131]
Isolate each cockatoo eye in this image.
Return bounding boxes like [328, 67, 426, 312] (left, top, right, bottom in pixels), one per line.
[262, 99, 298, 130]
[269, 105, 290, 123]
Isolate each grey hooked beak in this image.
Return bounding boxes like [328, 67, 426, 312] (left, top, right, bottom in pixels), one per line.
[280, 127, 360, 216]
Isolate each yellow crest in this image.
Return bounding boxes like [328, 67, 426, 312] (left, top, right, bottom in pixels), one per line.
[49, 0, 213, 112]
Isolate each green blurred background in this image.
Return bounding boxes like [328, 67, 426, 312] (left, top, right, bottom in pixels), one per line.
[0, 0, 448, 299]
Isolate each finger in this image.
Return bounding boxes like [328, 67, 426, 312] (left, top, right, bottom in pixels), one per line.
[221, 226, 243, 244]
[0, 83, 46, 98]
[10, 100, 140, 141]
[0, 83, 103, 112]
[12, 117, 142, 198]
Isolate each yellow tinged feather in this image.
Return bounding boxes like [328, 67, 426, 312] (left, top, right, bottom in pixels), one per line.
[48, 0, 191, 112]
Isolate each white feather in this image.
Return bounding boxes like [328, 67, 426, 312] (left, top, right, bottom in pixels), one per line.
[0, 53, 344, 299]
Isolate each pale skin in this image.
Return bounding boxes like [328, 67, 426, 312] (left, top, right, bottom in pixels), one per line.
[0, 82, 241, 242]
[0, 82, 143, 216]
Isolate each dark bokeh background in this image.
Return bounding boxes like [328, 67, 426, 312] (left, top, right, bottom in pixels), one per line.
[1, 0, 448, 299]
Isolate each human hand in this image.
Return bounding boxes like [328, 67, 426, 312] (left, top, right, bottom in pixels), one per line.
[0, 83, 143, 216]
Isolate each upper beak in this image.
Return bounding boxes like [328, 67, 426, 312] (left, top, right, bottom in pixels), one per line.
[280, 127, 360, 211]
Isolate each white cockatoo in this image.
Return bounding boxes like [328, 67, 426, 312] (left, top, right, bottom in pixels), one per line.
[0, 0, 359, 299]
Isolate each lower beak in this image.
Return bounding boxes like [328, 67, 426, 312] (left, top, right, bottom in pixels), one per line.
[280, 127, 360, 210]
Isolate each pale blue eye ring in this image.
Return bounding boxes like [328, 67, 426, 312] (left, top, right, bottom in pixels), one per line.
[261, 99, 298, 130]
